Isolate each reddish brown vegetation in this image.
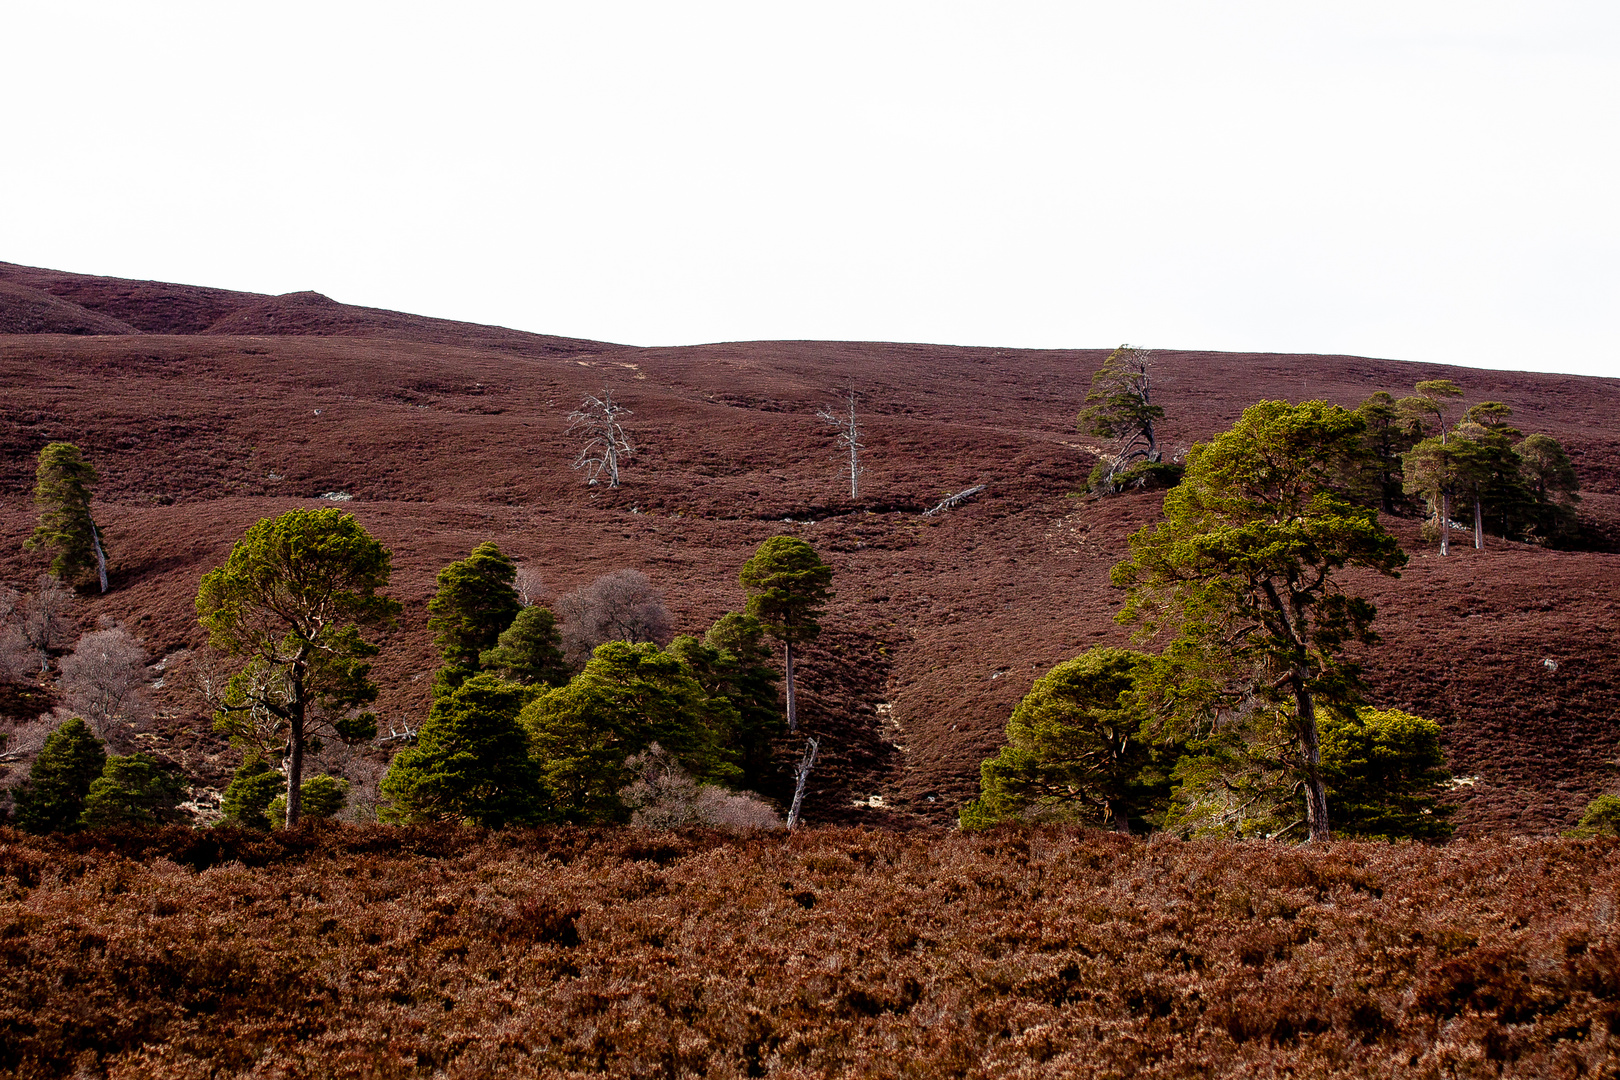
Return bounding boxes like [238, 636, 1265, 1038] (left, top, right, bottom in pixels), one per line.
[1, 263, 1618, 834]
[0, 825, 1617, 1078]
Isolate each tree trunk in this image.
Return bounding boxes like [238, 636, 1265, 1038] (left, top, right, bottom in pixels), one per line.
[786, 737, 819, 830]
[1473, 495, 1484, 550]
[1440, 488, 1451, 556]
[784, 642, 797, 733]
[1105, 797, 1133, 835]
[284, 691, 305, 828]
[89, 519, 108, 594]
[1291, 675, 1331, 843]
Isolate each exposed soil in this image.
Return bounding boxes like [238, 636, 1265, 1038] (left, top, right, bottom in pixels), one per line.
[2, 263, 1617, 833]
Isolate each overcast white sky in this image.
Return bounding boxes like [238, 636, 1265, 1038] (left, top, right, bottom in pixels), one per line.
[3, 2, 1616, 377]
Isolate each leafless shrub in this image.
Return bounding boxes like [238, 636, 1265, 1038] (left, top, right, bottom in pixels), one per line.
[622, 744, 781, 831]
[555, 568, 673, 664]
[0, 715, 55, 778]
[12, 575, 75, 674]
[57, 626, 152, 735]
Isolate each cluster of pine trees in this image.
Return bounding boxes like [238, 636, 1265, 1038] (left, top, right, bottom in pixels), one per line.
[1355, 379, 1581, 550]
[205, 527, 834, 830]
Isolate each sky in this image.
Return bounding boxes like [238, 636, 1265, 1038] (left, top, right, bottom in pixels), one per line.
[3, 2, 1616, 377]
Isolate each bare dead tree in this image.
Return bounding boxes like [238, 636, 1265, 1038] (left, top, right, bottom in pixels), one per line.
[568, 388, 634, 488]
[0, 586, 28, 682]
[816, 391, 865, 499]
[785, 736, 820, 831]
[923, 484, 986, 517]
[16, 575, 75, 673]
[554, 568, 673, 665]
[57, 625, 153, 733]
[513, 564, 545, 608]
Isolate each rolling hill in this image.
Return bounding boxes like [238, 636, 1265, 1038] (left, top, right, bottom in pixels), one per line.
[2, 262, 1617, 834]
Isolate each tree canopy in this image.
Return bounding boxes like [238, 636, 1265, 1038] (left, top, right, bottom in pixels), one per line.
[12, 718, 106, 834]
[382, 673, 545, 827]
[740, 536, 833, 732]
[196, 508, 399, 827]
[79, 752, 186, 829]
[521, 642, 737, 823]
[479, 604, 569, 688]
[961, 647, 1176, 833]
[1112, 399, 1407, 841]
[427, 542, 524, 697]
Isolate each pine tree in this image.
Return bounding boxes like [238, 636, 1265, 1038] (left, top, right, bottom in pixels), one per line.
[1113, 400, 1407, 842]
[961, 648, 1176, 833]
[479, 605, 569, 687]
[428, 542, 524, 698]
[79, 752, 186, 828]
[12, 717, 106, 834]
[24, 442, 109, 591]
[668, 612, 782, 792]
[739, 537, 833, 733]
[521, 642, 739, 823]
[220, 756, 283, 830]
[381, 674, 544, 827]
[197, 508, 398, 827]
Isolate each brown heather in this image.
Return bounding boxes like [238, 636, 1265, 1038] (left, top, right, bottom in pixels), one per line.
[0, 826, 1617, 1078]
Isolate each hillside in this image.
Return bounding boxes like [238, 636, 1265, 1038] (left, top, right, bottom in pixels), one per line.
[1, 263, 1618, 833]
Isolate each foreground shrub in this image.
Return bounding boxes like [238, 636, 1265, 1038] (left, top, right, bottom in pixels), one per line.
[620, 744, 781, 831]
[0, 827, 1615, 1079]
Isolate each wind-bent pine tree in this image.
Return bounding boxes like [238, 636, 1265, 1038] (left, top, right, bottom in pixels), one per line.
[25, 442, 109, 592]
[739, 537, 833, 734]
[196, 508, 399, 827]
[1112, 400, 1407, 843]
[1078, 345, 1165, 493]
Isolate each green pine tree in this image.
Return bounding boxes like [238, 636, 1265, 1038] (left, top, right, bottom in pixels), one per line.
[521, 642, 739, 823]
[381, 674, 544, 827]
[12, 717, 106, 834]
[220, 755, 284, 830]
[269, 774, 349, 824]
[24, 442, 109, 591]
[80, 753, 186, 829]
[479, 605, 569, 687]
[961, 648, 1177, 834]
[428, 542, 524, 698]
[739, 537, 833, 733]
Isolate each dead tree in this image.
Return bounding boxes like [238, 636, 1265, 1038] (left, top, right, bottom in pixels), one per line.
[817, 392, 864, 499]
[16, 575, 74, 673]
[923, 484, 985, 516]
[785, 736, 820, 831]
[568, 388, 633, 488]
